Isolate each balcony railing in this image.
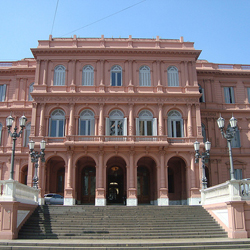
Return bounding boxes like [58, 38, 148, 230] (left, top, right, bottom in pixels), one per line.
[201, 179, 250, 205]
[0, 180, 39, 205]
[44, 135, 194, 144]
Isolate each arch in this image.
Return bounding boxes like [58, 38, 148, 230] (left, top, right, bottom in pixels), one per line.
[28, 82, 34, 101]
[139, 65, 151, 86]
[46, 156, 66, 197]
[167, 157, 187, 205]
[167, 66, 179, 86]
[106, 109, 126, 136]
[49, 109, 65, 137]
[82, 65, 94, 86]
[79, 109, 95, 135]
[20, 165, 28, 185]
[168, 110, 183, 137]
[136, 110, 157, 136]
[53, 65, 66, 86]
[110, 65, 122, 86]
[76, 156, 96, 204]
[106, 156, 127, 204]
[137, 156, 157, 204]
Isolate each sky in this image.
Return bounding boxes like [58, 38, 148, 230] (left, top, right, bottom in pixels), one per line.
[0, 0, 250, 64]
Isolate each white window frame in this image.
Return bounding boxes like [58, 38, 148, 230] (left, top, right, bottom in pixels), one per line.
[110, 65, 122, 86]
[139, 65, 151, 86]
[79, 109, 95, 135]
[28, 83, 34, 101]
[0, 84, 6, 102]
[224, 87, 235, 104]
[106, 110, 127, 136]
[82, 65, 94, 86]
[49, 109, 65, 137]
[53, 65, 66, 86]
[167, 66, 179, 87]
[168, 110, 183, 137]
[136, 110, 157, 136]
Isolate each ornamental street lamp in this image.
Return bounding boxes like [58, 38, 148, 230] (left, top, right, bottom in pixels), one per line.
[29, 140, 46, 189]
[6, 114, 27, 180]
[194, 140, 211, 189]
[217, 115, 237, 180]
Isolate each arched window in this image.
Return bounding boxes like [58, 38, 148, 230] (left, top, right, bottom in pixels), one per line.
[199, 84, 205, 102]
[53, 65, 65, 86]
[111, 65, 122, 86]
[82, 65, 94, 86]
[136, 110, 157, 136]
[168, 110, 183, 137]
[227, 124, 241, 148]
[106, 110, 127, 136]
[167, 66, 179, 87]
[139, 66, 151, 86]
[28, 83, 34, 101]
[24, 122, 31, 147]
[79, 110, 95, 135]
[49, 109, 65, 137]
[0, 123, 2, 146]
[202, 123, 207, 142]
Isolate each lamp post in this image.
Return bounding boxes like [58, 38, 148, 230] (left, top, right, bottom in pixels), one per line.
[6, 114, 27, 180]
[28, 140, 46, 189]
[217, 115, 237, 180]
[194, 140, 211, 189]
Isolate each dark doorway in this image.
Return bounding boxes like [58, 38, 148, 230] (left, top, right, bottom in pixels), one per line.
[137, 166, 150, 204]
[81, 166, 96, 204]
[107, 166, 124, 204]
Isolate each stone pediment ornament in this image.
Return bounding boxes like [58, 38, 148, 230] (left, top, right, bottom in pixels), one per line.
[225, 159, 247, 166]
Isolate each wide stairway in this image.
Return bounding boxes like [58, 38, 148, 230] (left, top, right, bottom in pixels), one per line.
[18, 205, 227, 240]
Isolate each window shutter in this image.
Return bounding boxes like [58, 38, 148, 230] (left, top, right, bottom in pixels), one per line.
[123, 118, 127, 136]
[202, 88, 205, 102]
[224, 87, 230, 103]
[49, 118, 51, 136]
[1, 85, 6, 102]
[230, 87, 235, 103]
[136, 118, 139, 136]
[105, 118, 110, 135]
[90, 119, 95, 135]
[153, 118, 158, 136]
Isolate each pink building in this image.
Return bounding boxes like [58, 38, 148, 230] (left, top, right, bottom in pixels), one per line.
[0, 35, 250, 207]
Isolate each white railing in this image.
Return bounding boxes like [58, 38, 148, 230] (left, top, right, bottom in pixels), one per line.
[201, 180, 250, 205]
[0, 180, 39, 205]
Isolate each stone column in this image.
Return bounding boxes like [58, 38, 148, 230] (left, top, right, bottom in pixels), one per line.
[127, 150, 137, 206]
[158, 104, 163, 136]
[98, 103, 104, 136]
[187, 104, 193, 137]
[43, 60, 48, 85]
[95, 150, 106, 206]
[128, 103, 134, 137]
[158, 151, 168, 206]
[195, 104, 202, 138]
[64, 150, 75, 205]
[68, 103, 74, 136]
[39, 104, 45, 137]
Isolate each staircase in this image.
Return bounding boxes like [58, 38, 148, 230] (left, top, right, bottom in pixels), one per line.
[18, 205, 227, 240]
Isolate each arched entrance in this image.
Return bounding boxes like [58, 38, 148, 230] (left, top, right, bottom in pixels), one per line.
[20, 165, 28, 185]
[106, 157, 126, 205]
[137, 157, 157, 204]
[46, 156, 65, 197]
[76, 156, 96, 204]
[167, 157, 187, 205]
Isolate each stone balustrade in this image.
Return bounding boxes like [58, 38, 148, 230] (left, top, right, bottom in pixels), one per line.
[0, 180, 39, 205]
[201, 179, 250, 205]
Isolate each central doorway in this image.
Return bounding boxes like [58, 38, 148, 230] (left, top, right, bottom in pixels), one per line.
[81, 166, 96, 204]
[106, 157, 126, 205]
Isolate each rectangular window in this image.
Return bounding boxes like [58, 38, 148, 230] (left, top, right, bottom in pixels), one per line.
[50, 120, 57, 137]
[224, 87, 235, 104]
[248, 88, 250, 103]
[234, 169, 242, 180]
[111, 72, 122, 86]
[0, 85, 6, 102]
[58, 120, 64, 137]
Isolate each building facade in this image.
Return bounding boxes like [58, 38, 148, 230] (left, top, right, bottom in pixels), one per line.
[0, 35, 250, 206]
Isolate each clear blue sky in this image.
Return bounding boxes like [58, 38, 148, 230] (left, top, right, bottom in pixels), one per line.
[1, 0, 250, 64]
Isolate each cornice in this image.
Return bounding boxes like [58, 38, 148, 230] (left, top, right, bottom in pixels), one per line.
[31, 47, 201, 59]
[197, 69, 250, 77]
